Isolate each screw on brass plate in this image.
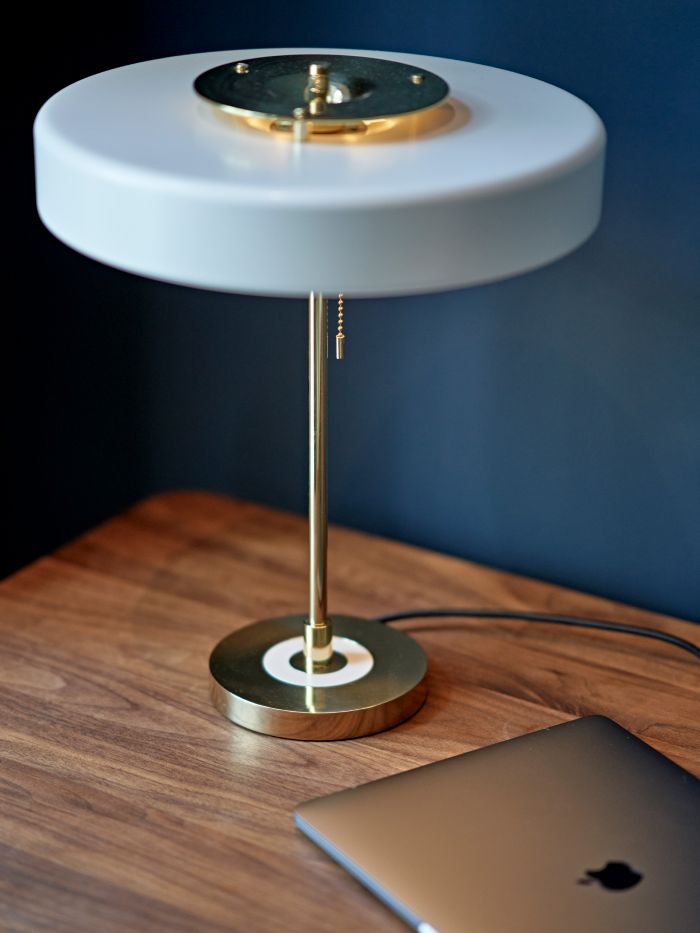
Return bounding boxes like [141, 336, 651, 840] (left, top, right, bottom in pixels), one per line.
[234, 62, 249, 74]
[309, 62, 330, 89]
[306, 62, 330, 115]
[293, 107, 309, 141]
[410, 73, 425, 84]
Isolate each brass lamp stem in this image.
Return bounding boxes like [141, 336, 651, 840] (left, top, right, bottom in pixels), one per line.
[208, 289, 428, 737]
[306, 292, 333, 666]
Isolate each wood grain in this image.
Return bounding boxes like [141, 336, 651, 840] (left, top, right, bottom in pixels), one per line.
[0, 491, 698, 932]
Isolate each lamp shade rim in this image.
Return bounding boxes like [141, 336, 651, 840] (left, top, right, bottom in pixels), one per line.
[34, 47, 606, 297]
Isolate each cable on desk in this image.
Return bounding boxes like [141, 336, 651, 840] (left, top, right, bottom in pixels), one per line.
[374, 609, 700, 662]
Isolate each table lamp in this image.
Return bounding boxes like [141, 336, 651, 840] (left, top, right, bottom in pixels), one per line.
[34, 48, 605, 740]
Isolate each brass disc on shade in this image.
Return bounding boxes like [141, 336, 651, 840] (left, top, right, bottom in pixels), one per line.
[194, 53, 450, 137]
[210, 615, 428, 740]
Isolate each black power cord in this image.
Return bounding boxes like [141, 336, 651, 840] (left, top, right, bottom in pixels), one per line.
[374, 609, 700, 662]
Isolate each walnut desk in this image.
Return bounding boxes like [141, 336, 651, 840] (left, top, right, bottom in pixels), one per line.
[1, 492, 698, 932]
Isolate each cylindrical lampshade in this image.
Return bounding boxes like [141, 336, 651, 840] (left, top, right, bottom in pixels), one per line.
[34, 48, 605, 297]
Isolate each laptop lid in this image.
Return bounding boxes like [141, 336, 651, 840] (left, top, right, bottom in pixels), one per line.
[295, 716, 700, 933]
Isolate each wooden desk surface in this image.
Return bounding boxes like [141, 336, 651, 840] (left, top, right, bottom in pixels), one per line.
[1, 492, 698, 932]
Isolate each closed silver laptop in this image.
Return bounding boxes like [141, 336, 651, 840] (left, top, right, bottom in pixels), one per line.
[295, 716, 699, 932]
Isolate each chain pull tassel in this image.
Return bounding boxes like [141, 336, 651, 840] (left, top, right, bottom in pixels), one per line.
[335, 293, 345, 360]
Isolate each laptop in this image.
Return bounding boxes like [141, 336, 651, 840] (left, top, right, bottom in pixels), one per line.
[295, 716, 699, 932]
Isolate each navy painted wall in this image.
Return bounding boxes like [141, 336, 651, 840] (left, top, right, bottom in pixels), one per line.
[12, 1, 700, 620]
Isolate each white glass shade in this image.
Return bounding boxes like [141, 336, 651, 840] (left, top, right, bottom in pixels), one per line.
[34, 48, 605, 297]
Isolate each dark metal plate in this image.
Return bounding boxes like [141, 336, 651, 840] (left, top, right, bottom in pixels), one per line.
[194, 53, 449, 121]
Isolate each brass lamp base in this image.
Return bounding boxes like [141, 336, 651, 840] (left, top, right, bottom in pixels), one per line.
[210, 615, 428, 740]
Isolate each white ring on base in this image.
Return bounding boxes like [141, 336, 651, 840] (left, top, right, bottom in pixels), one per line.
[262, 636, 374, 688]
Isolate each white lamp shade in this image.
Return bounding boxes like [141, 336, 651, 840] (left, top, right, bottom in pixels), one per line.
[34, 48, 605, 298]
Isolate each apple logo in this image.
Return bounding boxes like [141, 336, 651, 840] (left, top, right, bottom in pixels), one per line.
[578, 861, 643, 891]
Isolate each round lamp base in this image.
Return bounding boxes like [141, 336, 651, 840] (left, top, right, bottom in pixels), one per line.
[210, 615, 428, 740]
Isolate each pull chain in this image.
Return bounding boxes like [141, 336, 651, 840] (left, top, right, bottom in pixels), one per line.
[335, 293, 345, 359]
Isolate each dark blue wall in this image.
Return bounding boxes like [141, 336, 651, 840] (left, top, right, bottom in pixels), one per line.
[14, 1, 700, 620]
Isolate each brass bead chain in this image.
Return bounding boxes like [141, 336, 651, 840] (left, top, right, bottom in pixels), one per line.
[335, 292, 345, 359]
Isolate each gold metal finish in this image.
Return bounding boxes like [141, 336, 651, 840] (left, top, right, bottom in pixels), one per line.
[306, 62, 330, 116]
[292, 107, 308, 142]
[304, 620, 333, 666]
[194, 53, 451, 142]
[207, 292, 430, 740]
[290, 650, 347, 674]
[307, 292, 333, 666]
[210, 615, 428, 740]
[206, 288, 430, 738]
[335, 293, 345, 360]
